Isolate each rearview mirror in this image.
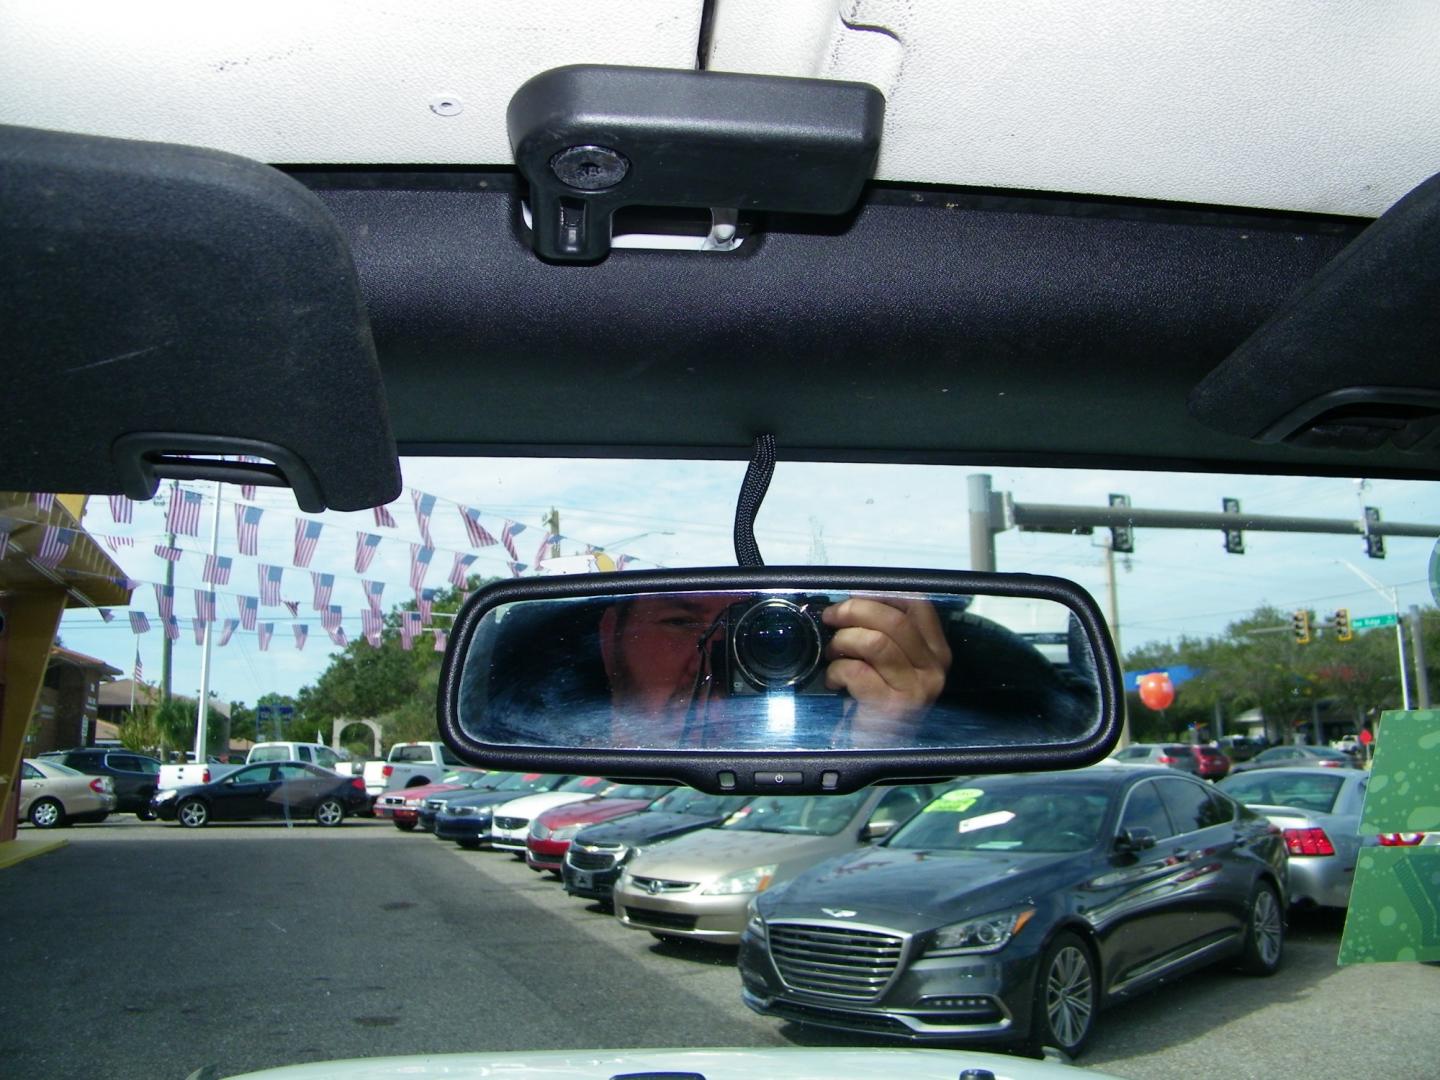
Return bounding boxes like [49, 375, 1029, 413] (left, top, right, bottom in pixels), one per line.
[861, 820, 898, 842]
[1116, 826, 1158, 852]
[437, 568, 1122, 795]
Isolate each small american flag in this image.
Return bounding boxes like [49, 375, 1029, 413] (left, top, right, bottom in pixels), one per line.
[259, 564, 284, 605]
[103, 535, 134, 552]
[167, 488, 204, 536]
[195, 590, 217, 623]
[238, 456, 260, 500]
[534, 532, 559, 567]
[129, 611, 152, 635]
[361, 609, 383, 647]
[202, 554, 233, 586]
[258, 622, 274, 651]
[354, 531, 382, 573]
[283, 600, 300, 617]
[328, 625, 348, 647]
[409, 544, 434, 591]
[322, 604, 343, 632]
[373, 505, 398, 529]
[37, 526, 74, 568]
[293, 519, 323, 568]
[293, 624, 309, 651]
[133, 650, 143, 682]
[164, 616, 181, 641]
[411, 490, 437, 548]
[218, 619, 238, 646]
[417, 587, 436, 625]
[235, 505, 264, 556]
[449, 552, 477, 589]
[154, 583, 175, 621]
[433, 629, 448, 653]
[34, 492, 56, 512]
[399, 611, 422, 650]
[508, 561, 527, 578]
[500, 520, 526, 562]
[99, 608, 115, 623]
[108, 494, 134, 524]
[154, 544, 184, 563]
[363, 579, 385, 613]
[115, 575, 143, 592]
[191, 619, 207, 645]
[311, 571, 335, 610]
[239, 596, 259, 630]
[459, 506, 498, 548]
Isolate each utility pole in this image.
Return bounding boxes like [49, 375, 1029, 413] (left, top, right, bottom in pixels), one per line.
[1338, 561, 1410, 710]
[160, 479, 177, 704]
[193, 482, 224, 764]
[1410, 604, 1431, 708]
[1105, 538, 1131, 749]
[542, 507, 561, 561]
[967, 474, 997, 572]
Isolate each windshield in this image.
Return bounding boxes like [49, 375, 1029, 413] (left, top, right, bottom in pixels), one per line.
[889, 779, 1112, 853]
[722, 791, 869, 835]
[6, 460, 1436, 1079]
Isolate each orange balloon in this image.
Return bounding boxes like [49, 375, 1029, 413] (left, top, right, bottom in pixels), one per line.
[1137, 672, 1176, 711]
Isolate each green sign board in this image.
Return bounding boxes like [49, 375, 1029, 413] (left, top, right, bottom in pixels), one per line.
[1353, 613, 1399, 629]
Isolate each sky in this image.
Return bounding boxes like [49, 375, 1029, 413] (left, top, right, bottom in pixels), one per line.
[51, 458, 1440, 710]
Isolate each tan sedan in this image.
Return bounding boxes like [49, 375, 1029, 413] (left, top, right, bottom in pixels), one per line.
[19, 758, 117, 828]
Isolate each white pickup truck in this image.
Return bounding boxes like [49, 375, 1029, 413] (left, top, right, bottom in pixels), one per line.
[158, 742, 347, 791]
[363, 741, 468, 798]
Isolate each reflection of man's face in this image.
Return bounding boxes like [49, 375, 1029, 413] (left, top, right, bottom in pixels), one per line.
[599, 594, 732, 734]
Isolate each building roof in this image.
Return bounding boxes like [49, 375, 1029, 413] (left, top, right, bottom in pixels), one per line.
[96, 679, 231, 718]
[49, 645, 122, 676]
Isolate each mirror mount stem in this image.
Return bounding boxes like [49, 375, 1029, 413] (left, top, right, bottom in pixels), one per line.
[734, 434, 777, 567]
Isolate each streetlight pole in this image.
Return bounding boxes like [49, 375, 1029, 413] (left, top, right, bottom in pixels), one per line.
[193, 482, 224, 762]
[1337, 560, 1410, 710]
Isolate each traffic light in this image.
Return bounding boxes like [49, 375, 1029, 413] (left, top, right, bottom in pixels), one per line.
[1292, 609, 1311, 645]
[1334, 608, 1352, 642]
[1108, 493, 1134, 554]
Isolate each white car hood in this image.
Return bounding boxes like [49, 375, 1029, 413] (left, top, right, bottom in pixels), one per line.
[492, 791, 593, 819]
[226, 1046, 1113, 1080]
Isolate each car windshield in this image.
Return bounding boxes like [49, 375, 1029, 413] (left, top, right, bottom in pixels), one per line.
[491, 771, 554, 792]
[888, 778, 1112, 853]
[1219, 772, 1348, 814]
[646, 788, 744, 815]
[722, 791, 870, 835]
[558, 776, 609, 794]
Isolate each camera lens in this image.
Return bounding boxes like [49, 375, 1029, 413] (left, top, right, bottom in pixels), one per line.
[732, 599, 823, 690]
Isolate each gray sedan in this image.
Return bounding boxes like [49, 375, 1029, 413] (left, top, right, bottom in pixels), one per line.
[1217, 766, 1369, 908]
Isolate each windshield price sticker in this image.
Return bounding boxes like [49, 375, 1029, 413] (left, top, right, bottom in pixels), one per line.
[924, 787, 984, 814]
[957, 810, 1015, 834]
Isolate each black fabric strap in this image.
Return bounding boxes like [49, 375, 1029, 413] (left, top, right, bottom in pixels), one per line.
[733, 434, 776, 567]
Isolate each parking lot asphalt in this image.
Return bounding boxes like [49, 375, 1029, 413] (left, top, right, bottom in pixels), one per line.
[2, 817, 1437, 1080]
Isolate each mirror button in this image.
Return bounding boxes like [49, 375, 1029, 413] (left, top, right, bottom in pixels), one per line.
[755, 771, 804, 787]
[717, 771, 737, 790]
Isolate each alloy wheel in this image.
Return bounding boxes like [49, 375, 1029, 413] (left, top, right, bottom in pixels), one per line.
[1045, 944, 1095, 1050]
[1252, 888, 1283, 968]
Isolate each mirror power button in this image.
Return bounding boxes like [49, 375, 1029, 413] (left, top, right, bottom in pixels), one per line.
[755, 771, 804, 787]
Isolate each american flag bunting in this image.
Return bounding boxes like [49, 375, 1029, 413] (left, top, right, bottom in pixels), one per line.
[37, 526, 74, 568]
[508, 561, 527, 578]
[283, 600, 300, 617]
[259, 564, 284, 605]
[311, 571, 335, 610]
[293, 624, 309, 651]
[164, 616, 181, 641]
[459, 506, 498, 548]
[129, 611, 152, 634]
[363, 579, 385, 613]
[409, 544, 434, 591]
[219, 619, 239, 646]
[167, 488, 204, 536]
[373, 505, 398, 529]
[449, 552, 477, 588]
[99, 608, 115, 623]
[239, 596, 259, 630]
[202, 554, 233, 586]
[258, 622, 274, 651]
[192, 619, 207, 645]
[354, 531, 382, 573]
[235, 505, 264, 556]
[293, 519, 323, 567]
[108, 494, 134, 524]
[327, 626, 348, 647]
[417, 587, 435, 625]
[433, 629, 448, 653]
[500, 520, 526, 562]
[195, 590, 217, 623]
[399, 611, 422, 650]
[102, 535, 134, 552]
[154, 583, 175, 621]
[410, 490, 437, 548]
[154, 544, 184, 563]
[322, 604, 343, 632]
[534, 532, 559, 567]
[361, 609, 383, 647]
[34, 493, 55, 513]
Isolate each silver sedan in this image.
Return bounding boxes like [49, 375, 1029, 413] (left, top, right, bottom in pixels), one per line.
[1217, 766, 1369, 909]
[19, 758, 117, 828]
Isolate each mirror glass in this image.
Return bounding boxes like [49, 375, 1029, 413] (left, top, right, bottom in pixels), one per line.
[455, 588, 1103, 753]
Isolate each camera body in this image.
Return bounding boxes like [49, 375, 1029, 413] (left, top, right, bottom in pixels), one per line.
[719, 593, 836, 696]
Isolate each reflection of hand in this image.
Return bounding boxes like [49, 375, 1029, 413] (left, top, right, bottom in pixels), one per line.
[821, 597, 952, 747]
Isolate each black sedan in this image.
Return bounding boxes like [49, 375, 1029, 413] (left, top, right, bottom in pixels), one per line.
[152, 761, 369, 827]
[432, 772, 577, 848]
[739, 766, 1286, 1058]
[562, 789, 754, 902]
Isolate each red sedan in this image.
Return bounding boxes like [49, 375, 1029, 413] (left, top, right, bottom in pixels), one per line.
[374, 770, 489, 830]
[525, 783, 674, 873]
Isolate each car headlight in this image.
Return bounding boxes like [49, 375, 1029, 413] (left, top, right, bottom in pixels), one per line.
[703, 864, 778, 896]
[550, 825, 580, 842]
[155, 789, 177, 802]
[530, 821, 551, 840]
[926, 908, 1035, 956]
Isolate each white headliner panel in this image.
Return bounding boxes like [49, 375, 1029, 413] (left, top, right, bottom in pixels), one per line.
[0, 1, 703, 164]
[4, 1, 1437, 216]
[707, 0, 1440, 217]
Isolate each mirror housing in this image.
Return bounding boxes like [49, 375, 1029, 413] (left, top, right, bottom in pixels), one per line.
[437, 567, 1123, 795]
[1116, 826, 1158, 852]
[861, 819, 898, 842]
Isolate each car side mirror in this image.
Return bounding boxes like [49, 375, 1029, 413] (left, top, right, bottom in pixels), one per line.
[1116, 826, 1157, 852]
[862, 820, 897, 842]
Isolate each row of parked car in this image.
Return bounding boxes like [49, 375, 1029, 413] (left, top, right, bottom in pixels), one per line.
[376, 755, 1411, 1057]
[1109, 739, 1361, 780]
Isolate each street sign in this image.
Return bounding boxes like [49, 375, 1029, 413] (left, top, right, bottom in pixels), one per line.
[1352, 613, 1399, 629]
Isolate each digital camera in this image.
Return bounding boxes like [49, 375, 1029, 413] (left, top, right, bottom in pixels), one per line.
[719, 594, 836, 696]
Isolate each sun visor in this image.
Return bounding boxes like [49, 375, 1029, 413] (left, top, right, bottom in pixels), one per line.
[0, 124, 401, 512]
[1189, 171, 1440, 457]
